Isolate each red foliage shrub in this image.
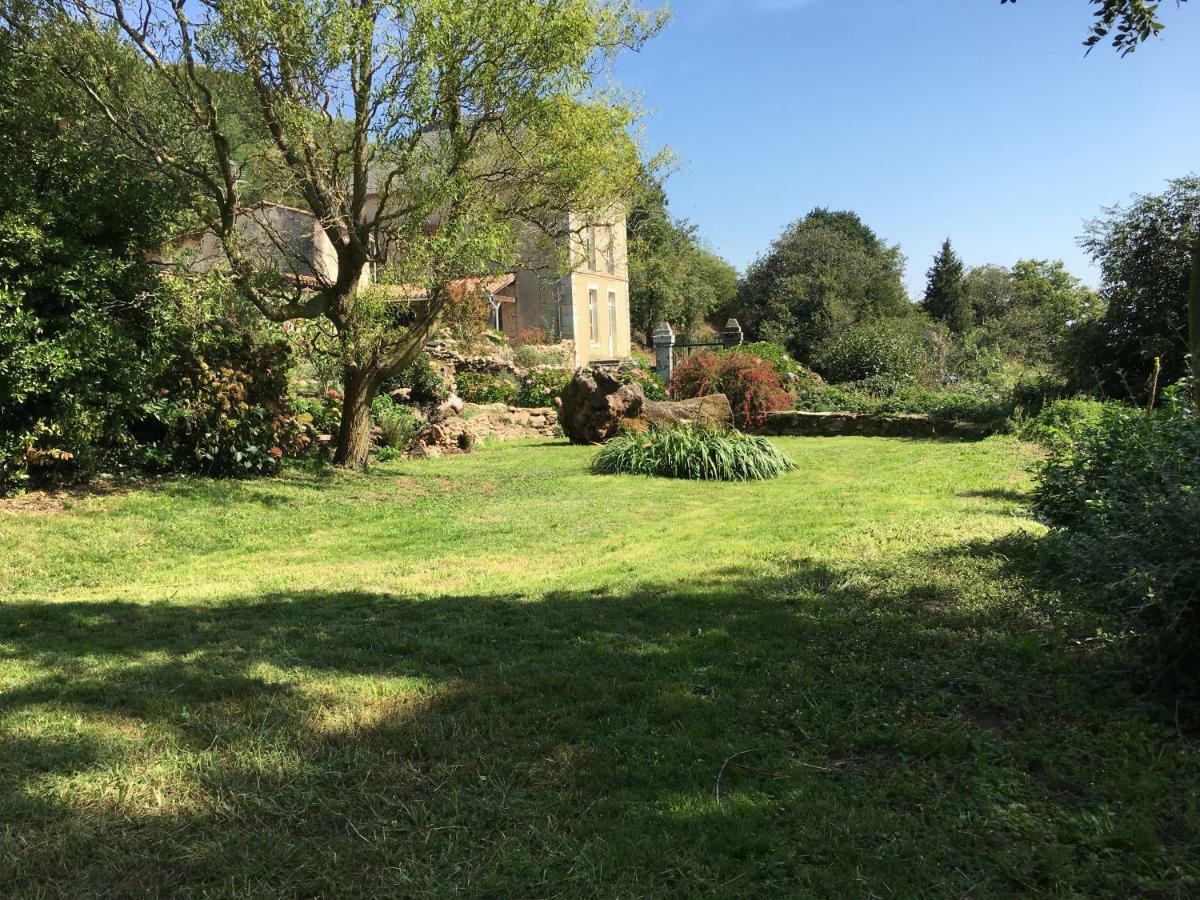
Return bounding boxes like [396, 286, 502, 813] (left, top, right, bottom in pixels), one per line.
[671, 351, 792, 430]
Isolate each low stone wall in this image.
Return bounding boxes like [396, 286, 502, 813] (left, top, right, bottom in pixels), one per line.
[757, 410, 992, 440]
[412, 403, 559, 458]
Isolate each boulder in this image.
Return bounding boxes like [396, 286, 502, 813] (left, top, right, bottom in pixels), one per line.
[438, 394, 465, 417]
[641, 394, 733, 432]
[558, 368, 646, 444]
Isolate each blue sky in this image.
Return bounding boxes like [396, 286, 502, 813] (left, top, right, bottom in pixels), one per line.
[614, 0, 1200, 296]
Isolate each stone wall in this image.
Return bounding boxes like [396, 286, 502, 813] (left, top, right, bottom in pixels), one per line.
[757, 410, 992, 441]
[412, 403, 559, 458]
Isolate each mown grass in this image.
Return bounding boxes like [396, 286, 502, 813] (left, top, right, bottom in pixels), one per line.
[1, 437, 1197, 897]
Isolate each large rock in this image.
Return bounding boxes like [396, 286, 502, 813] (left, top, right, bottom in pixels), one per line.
[642, 394, 733, 432]
[558, 368, 646, 444]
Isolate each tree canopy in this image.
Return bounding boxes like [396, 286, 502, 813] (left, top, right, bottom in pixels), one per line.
[6, 0, 665, 464]
[1074, 176, 1200, 397]
[626, 174, 737, 343]
[724, 209, 911, 364]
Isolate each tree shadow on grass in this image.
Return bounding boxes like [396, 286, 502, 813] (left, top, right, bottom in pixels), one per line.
[1, 543, 1196, 897]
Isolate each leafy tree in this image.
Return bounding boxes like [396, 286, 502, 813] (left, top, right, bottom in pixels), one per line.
[627, 175, 736, 343]
[963, 259, 1099, 365]
[1000, 0, 1188, 56]
[0, 29, 182, 489]
[1002, 0, 1197, 408]
[1075, 176, 1199, 397]
[10, 0, 663, 467]
[726, 209, 910, 363]
[923, 238, 971, 334]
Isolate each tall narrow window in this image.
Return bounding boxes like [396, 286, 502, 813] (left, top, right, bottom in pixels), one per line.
[588, 287, 599, 344]
[604, 224, 616, 274]
[607, 289, 618, 357]
[587, 226, 598, 271]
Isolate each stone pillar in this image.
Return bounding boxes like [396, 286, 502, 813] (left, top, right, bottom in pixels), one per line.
[721, 318, 744, 349]
[653, 322, 675, 384]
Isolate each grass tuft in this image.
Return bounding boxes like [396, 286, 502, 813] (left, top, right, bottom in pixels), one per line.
[591, 427, 796, 481]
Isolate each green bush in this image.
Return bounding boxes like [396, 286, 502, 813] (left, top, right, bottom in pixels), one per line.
[1019, 397, 1113, 447]
[1032, 389, 1200, 682]
[617, 365, 668, 401]
[371, 396, 424, 452]
[814, 319, 924, 385]
[793, 374, 1065, 431]
[0, 45, 182, 492]
[293, 391, 343, 437]
[516, 369, 572, 408]
[456, 372, 519, 405]
[593, 427, 795, 482]
[383, 353, 448, 405]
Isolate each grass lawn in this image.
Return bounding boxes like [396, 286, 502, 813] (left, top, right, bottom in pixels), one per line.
[2, 436, 1197, 897]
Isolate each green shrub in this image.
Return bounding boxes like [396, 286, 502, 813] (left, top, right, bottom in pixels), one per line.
[617, 365, 668, 401]
[0, 42, 182, 493]
[371, 396, 424, 452]
[1019, 397, 1113, 447]
[383, 353, 448, 405]
[672, 351, 792, 430]
[456, 371, 519, 405]
[593, 427, 795, 482]
[793, 375, 1065, 431]
[293, 391, 343, 437]
[1032, 389, 1200, 681]
[814, 319, 924, 385]
[516, 369, 572, 408]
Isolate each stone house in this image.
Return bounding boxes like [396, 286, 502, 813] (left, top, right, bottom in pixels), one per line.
[167, 197, 631, 369]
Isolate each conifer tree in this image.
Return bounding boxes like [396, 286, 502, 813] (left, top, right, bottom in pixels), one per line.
[923, 239, 972, 335]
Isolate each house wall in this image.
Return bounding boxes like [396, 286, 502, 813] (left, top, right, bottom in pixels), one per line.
[564, 210, 630, 366]
[167, 204, 339, 283]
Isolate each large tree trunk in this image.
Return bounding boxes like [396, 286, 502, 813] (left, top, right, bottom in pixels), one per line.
[333, 366, 379, 468]
[1190, 230, 1200, 414]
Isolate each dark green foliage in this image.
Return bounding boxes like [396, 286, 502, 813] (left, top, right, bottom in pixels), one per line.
[383, 353, 449, 406]
[725, 209, 911, 362]
[516, 369, 572, 408]
[671, 351, 793, 430]
[923, 239, 972, 335]
[593, 427, 795, 481]
[456, 372, 520, 405]
[1075, 176, 1199, 398]
[814, 319, 925, 386]
[1019, 397, 1114, 446]
[1033, 390, 1200, 681]
[0, 33, 181, 491]
[1001, 0, 1189, 56]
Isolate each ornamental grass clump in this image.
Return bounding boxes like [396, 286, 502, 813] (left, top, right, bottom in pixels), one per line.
[592, 427, 795, 482]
